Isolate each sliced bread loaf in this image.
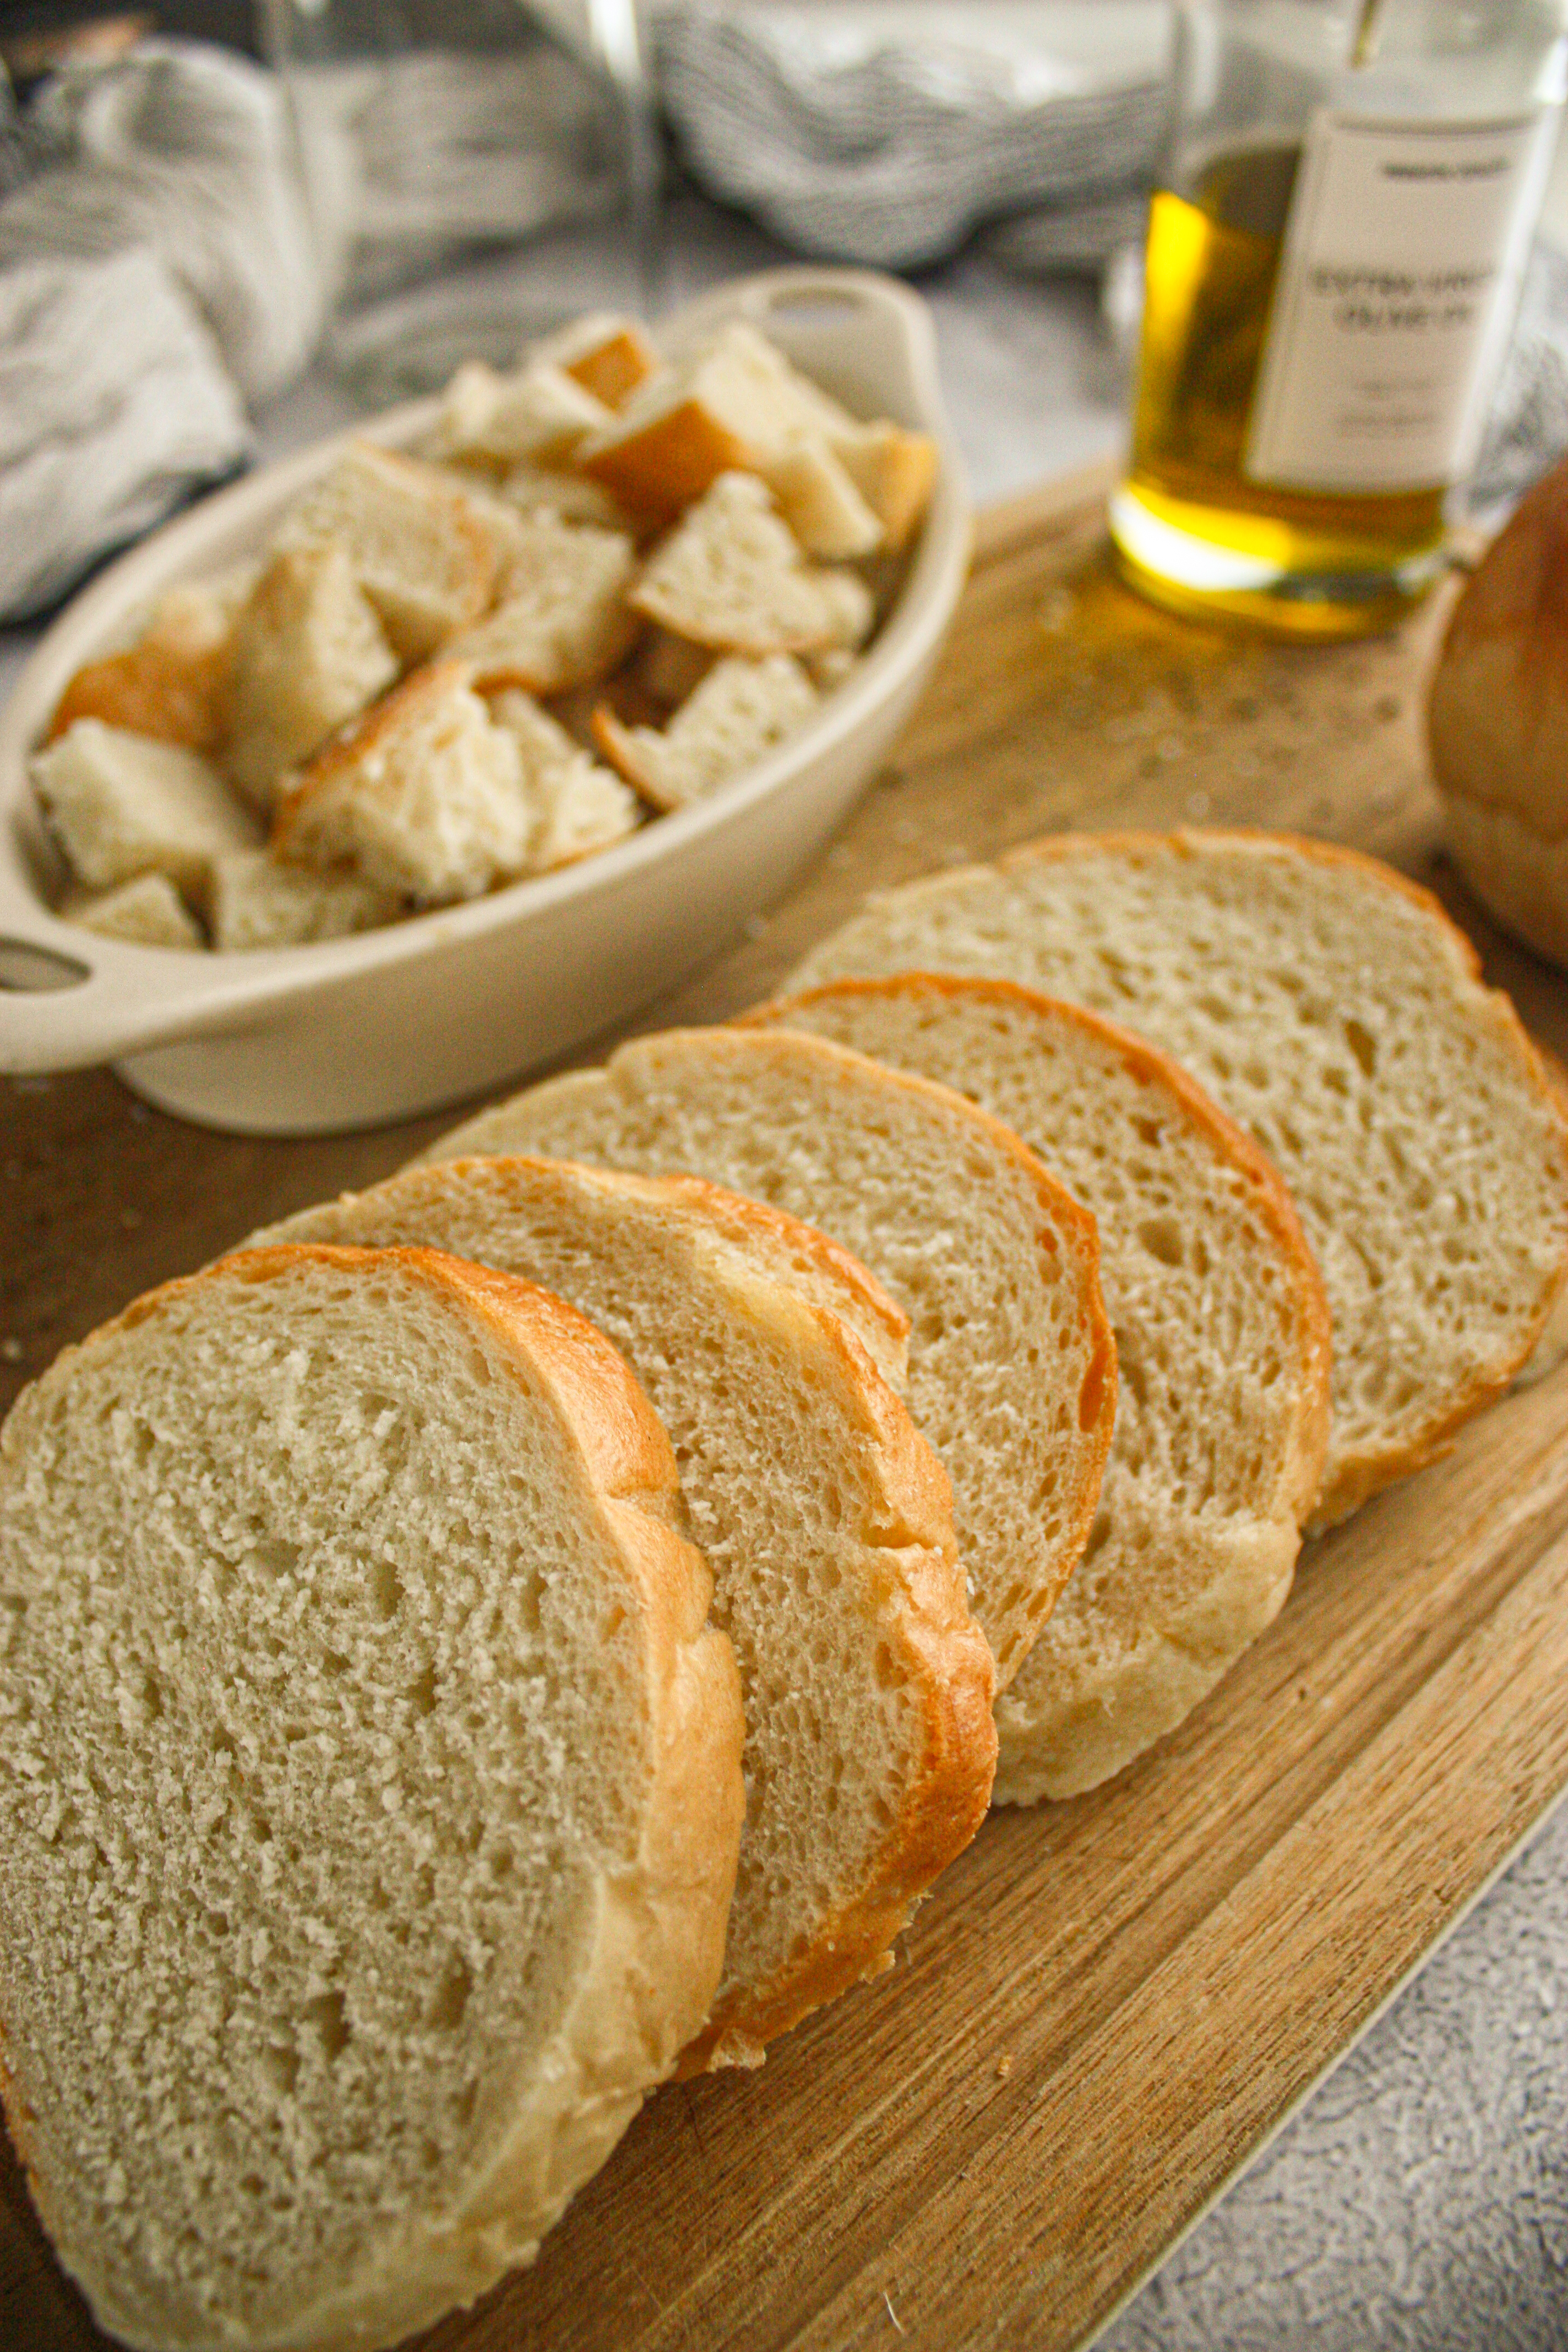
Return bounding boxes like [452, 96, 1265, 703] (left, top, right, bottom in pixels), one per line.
[244, 1158, 996, 2070]
[423, 1027, 1116, 1689]
[0, 1243, 744, 2352]
[791, 829, 1568, 1525]
[747, 977, 1331, 1800]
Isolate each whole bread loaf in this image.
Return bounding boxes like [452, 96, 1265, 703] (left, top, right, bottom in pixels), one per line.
[0, 1244, 744, 2352]
[423, 1022, 1117, 1690]
[790, 829, 1568, 1525]
[246, 1157, 997, 2071]
[747, 977, 1331, 1800]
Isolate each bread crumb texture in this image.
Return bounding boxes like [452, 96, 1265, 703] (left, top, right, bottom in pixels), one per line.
[0, 1246, 740, 2351]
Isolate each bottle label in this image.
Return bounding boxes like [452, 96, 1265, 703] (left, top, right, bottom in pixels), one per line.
[1244, 108, 1555, 493]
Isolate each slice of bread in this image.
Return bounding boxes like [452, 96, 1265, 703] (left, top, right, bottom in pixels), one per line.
[445, 514, 637, 695]
[629, 472, 874, 656]
[222, 542, 399, 811]
[273, 662, 531, 906]
[593, 654, 818, 812]
[422, 1025, 1116, 1689]
[246, 1157, 995, 2070]
[32, 719, 260, 902]
[0, 1243, 744, 2352]
[46, 581, 237, 754]
[209, 848, 403, 951]
[275, 443, 497, 662]
[64, 870, 205, 951]
[791, 829, 1568, 1526]
[752, 976, 1332, 1799]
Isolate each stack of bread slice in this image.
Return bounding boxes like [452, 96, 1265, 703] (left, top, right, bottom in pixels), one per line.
[5, 825, 1567, 2350]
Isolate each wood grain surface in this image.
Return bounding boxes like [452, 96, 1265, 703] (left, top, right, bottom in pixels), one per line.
[6, 465, 1568, 2352]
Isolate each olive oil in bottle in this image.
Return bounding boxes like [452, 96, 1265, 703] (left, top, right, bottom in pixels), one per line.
[1110, 2, 1567, 639]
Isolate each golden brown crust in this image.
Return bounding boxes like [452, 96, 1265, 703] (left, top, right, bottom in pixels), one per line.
[589, 704, 671, 808]
[564, 328, 660, 412]
[271, 659, 472, 848]
[678, 1291, 996, 2073]
[756, 971, 1334, 1532]
[47, 636, 230, 753]
[581, 401, 761, 518]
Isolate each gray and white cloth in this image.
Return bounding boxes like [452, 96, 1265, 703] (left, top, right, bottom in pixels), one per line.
[0, 42, 321, 621]
[653, 1, 1172, 271]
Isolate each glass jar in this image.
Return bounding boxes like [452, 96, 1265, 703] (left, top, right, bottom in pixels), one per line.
[262, 0, 659, 401]
[1110, 0, 1568, 636]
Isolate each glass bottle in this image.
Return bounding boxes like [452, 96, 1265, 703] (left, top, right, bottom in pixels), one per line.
[1110, 0, 1568, 636]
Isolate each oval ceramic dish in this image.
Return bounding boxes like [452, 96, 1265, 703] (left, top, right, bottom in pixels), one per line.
[0, 269, 970, 1135]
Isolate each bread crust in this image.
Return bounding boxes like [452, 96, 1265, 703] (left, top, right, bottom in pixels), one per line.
[0, 1244, 743, 2352]
[763, 973, 1330, 1533]
[241, 1161, 997, 2072]
[717, 1011, 1119, 1665]
[798, 827, 1568, 1526]
[580, 400, 760, 517]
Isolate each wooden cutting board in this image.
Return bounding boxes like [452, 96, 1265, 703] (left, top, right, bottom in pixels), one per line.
[7, 464, 1568, 2352]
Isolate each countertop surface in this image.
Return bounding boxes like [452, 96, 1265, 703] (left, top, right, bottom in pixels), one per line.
[4, 192, 1567, 2351]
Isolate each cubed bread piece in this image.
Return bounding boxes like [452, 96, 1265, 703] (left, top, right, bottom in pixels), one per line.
[46, 580, 239, 753]
[210, 847, 403, 950]
[64, 871, 205, 951]
[594, 654, 816, 812]
[274, 662, 531, 905]
[498, 461, 633, 530]
[630, 471, 873, 655]
[763, 438, 884, 559]
[446, 515, 637, 694]
[223, 543, 399, 812]
[579, 322, 859, 515]
[528, 312, 660, 409]
[275, 443, 497, 662]
[826, 422, 938, 551]
[32, 720, 260, 901]
[424, 358, 613, 470]
[489, 688, 641, 870]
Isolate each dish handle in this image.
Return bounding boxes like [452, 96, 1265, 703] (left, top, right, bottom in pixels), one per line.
[0, 912, 258, 1075]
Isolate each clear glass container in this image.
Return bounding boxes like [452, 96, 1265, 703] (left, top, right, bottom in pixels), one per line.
[261, 0, 660, 401]
[1111, 0, 1568, 635]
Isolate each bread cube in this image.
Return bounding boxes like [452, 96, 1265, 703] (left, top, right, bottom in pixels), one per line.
[209, 848, 402, 951]
[826, 422, 938, 551]
[224, 543, 399, 810]
[424, 358, 612, 470]
[46, 580, 241, 754]
[528, 312, 660, 409]
[32, 720, 259, 900]
[274, 662, 531, 905]
[64, 871, 205, 951]
[763, 438, 884, 559]
[580, 322, 859, 515]
[275, 443, 497, 662]
[489, 687, 641, 869]
[630, 472, 873, 656]
[447, 514, 637, 694]
[593, 654, 817, 812]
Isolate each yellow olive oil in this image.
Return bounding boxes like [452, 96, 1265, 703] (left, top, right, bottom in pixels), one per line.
[1113, 148, 1449, 636]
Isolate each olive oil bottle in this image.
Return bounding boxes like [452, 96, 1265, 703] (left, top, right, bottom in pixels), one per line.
[1111, 1, 1567, 638]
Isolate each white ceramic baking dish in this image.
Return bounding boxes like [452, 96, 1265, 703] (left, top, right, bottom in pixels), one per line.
[0, 268, 970, 1135]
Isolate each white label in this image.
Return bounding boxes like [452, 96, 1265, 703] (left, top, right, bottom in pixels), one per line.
[1245, 108, 1556, 493]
